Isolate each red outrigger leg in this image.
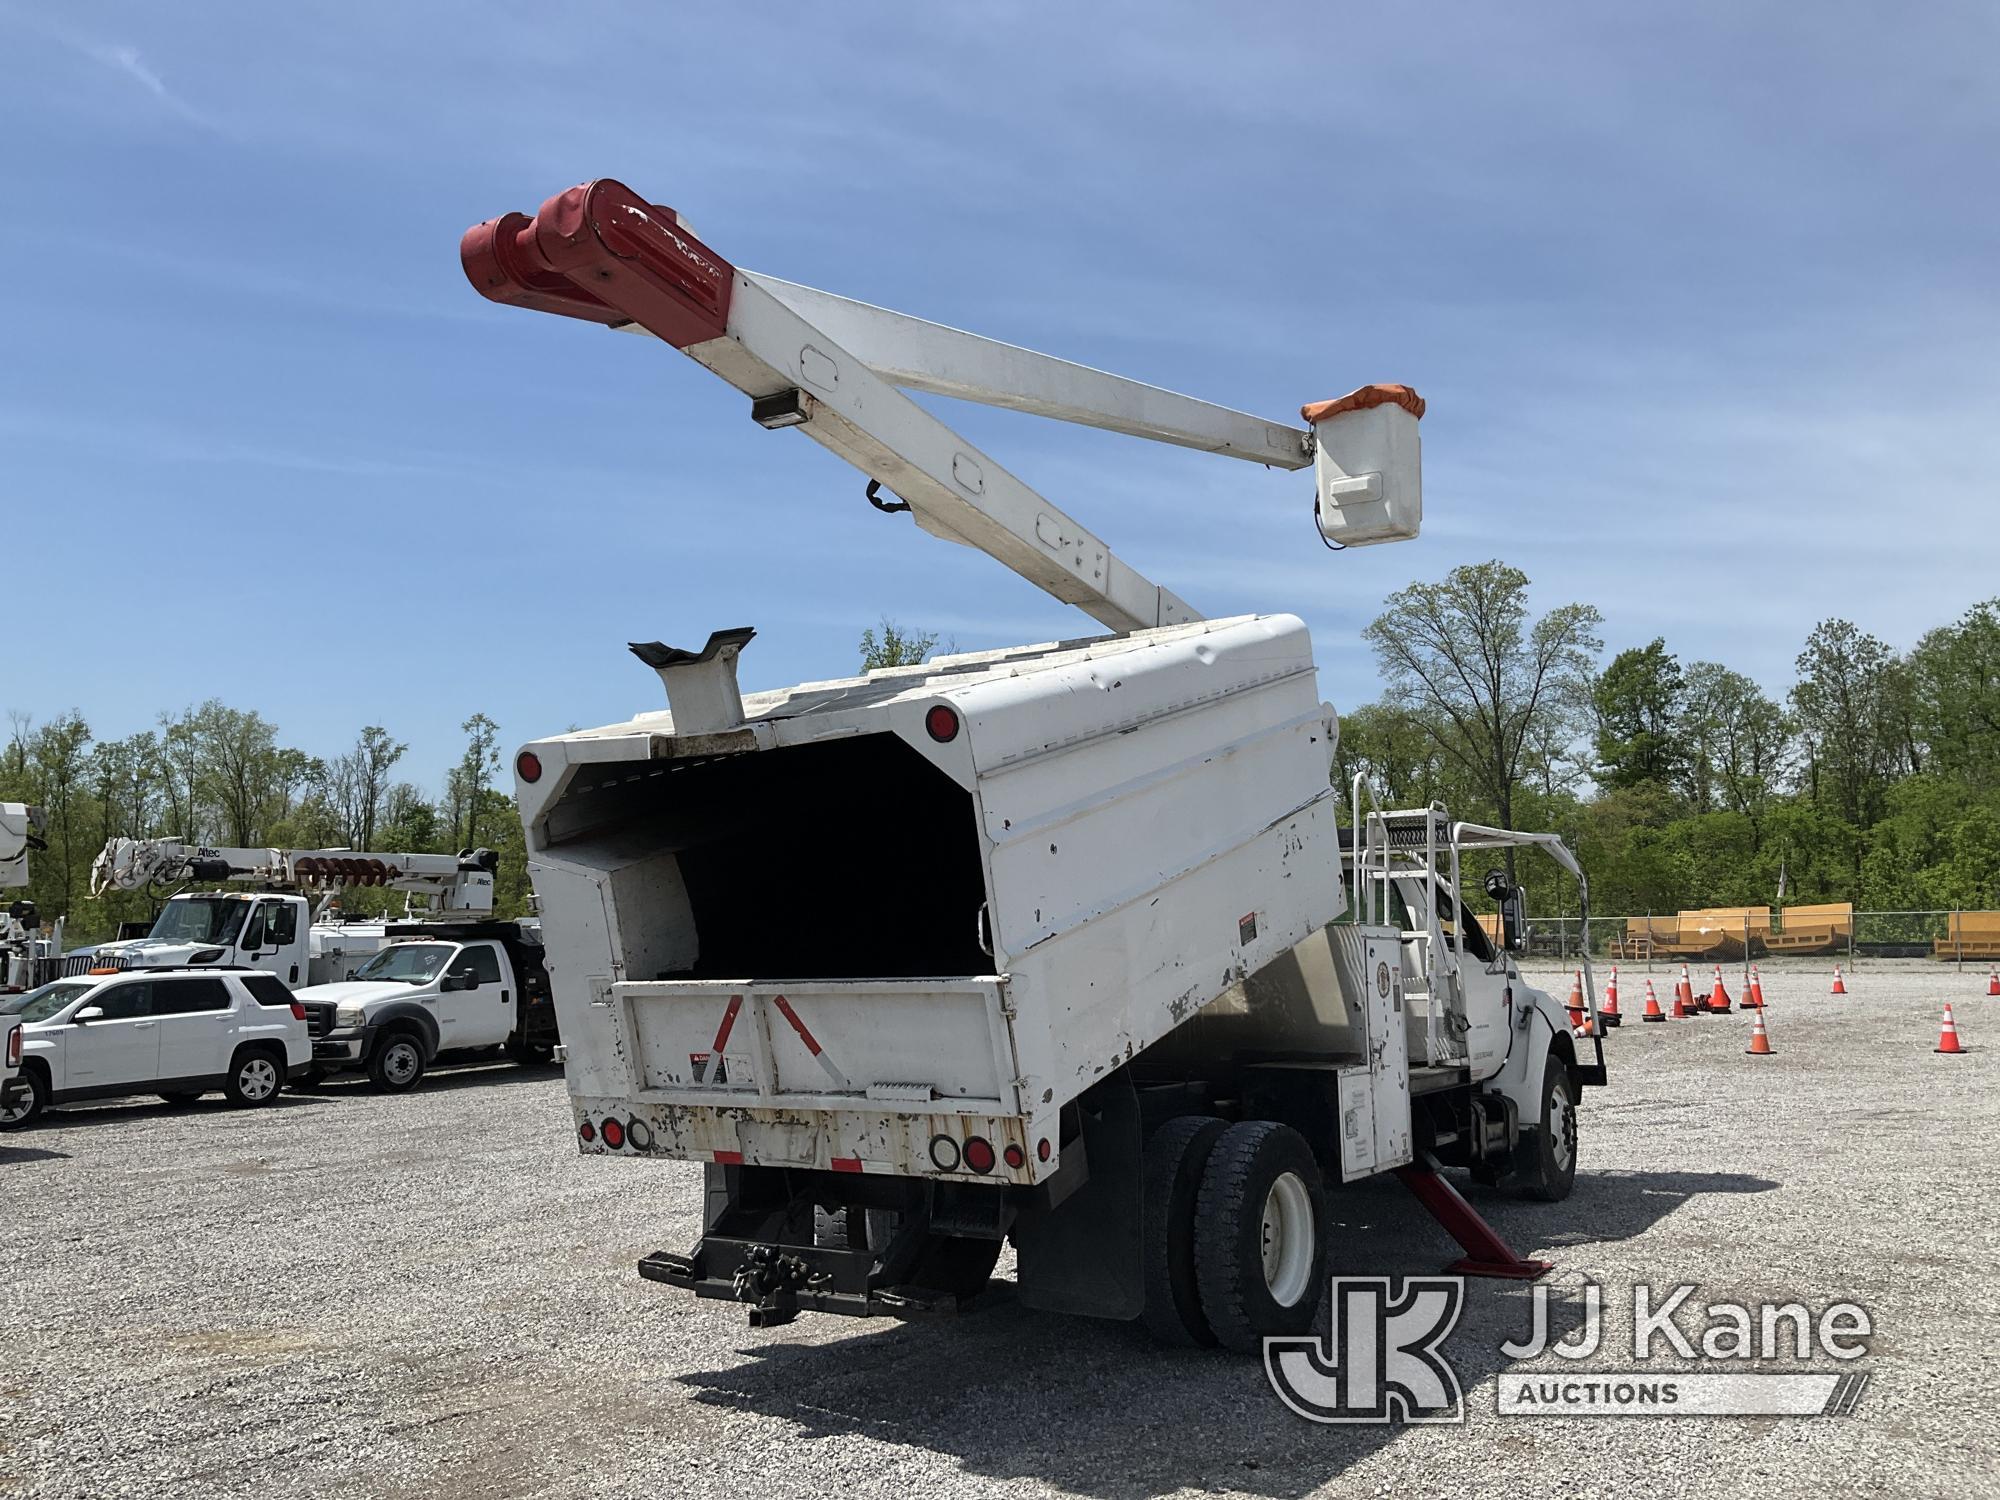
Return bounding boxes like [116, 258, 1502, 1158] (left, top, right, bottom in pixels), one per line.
[1393, 1157, 1554, 1281]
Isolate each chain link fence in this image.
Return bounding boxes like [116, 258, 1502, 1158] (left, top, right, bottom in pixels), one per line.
[1519, 910, 2000, 967]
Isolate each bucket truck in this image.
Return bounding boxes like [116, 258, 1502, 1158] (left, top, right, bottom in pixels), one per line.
[1, 803, 62, 995]
[86, 838, 557, 1090]
[462, 179, 1604, 1346]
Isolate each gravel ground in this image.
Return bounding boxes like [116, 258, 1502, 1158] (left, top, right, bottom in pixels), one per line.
[4, 957, 1997, 1500]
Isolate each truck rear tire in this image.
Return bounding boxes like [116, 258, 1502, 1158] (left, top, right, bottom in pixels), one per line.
[1193, 1121, 1328, 1354]
[1516, 1058, 1578, 1202]
[1142, 1115, 1226, 1347]
[367, 1033, 427, 1094]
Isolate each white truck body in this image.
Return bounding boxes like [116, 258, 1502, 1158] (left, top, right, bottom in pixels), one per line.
[524, 614, 1342, 1184]
[467, 176, 1601, 1338]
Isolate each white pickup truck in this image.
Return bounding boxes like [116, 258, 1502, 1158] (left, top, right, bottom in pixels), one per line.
[291, 923, 558, 1092]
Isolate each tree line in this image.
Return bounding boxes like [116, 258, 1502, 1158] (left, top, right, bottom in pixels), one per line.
[1, 706, 527, 941]
[9, 578, 1997, 944]
[1340, 561, 2000, 921]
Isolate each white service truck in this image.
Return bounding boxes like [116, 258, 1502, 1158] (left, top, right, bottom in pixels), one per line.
[463, 178, 1606, 1348]
[86, 839, 502, 987]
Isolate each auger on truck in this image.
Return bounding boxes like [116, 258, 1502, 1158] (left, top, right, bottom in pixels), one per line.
[463, 178, 1606, 1348]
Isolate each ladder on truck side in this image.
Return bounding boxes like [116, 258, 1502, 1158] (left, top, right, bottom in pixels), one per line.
[1348, 794, 1471, 1069]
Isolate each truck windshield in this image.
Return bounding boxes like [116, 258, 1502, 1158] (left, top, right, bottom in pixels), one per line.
[352, 943, 455, 985]
[149, 898, 249, 946]
[2, 980, 98, 1023]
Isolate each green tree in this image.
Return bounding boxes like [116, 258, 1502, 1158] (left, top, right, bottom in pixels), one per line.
[446, 713, 502, 849]
[1790, 620, 1906, 835]
[1363, 560, 1603, 842]
[859, 618, 943, 670]
[1909, 598, 2000, 790]
[1593, 639, 1686, 791]
[1680, 662, 1789, 827]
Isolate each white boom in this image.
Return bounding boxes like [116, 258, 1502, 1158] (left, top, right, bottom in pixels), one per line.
[462, 181, 1423, 633]
[0, 803, 42, 891]
[90, 838, 498, 916]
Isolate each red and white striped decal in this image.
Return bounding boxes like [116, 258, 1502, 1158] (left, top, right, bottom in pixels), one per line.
[772, 994, 852, 1089]
[711, 994, 743, 1052]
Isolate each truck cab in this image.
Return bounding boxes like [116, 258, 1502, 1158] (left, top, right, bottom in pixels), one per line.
[91, 891, 310, 986]
[292, 924, 557, 1092]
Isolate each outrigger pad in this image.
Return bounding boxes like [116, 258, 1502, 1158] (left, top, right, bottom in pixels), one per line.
[1393, 1158, 1553, 1282]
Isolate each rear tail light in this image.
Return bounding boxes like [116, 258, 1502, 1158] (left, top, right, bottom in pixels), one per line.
[1037, 1137, 1051, 1162]
[1003, 1142, 1025, 1170]
[516, 749, 543, 783]
[928, 1135, 961, 1172]
[962, 1136, 995, 1174]
[601, 1117, 626, 1150]
[290, 1002, 307, 1021]
[578, 1119, 597, 1144]
[924, 704, 960, 743]
[6, 1028, 19, 1066]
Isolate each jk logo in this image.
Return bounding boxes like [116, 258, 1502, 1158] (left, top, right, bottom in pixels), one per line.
[1265, 1277, 1467, 1424]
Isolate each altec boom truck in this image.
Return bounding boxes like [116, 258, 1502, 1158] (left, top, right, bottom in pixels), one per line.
[464, 180, 1605, 1348]
[88, 839, 502, 986]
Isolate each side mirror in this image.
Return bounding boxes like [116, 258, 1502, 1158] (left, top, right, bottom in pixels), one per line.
[74, 1006, 105, 1024]
[442, 973, 472, 992]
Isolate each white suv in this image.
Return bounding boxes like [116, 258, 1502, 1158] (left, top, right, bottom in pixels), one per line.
[0, 968, 310, 1128]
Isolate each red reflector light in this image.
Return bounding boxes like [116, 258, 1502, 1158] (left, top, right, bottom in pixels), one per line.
[516, 749, 543, 783]
[578, 1119, 597, 1143]
[601, 1118, 626, 1149]
[1037, 1137, 1051, 1162]
[962, 1136, 995, 1174]
[1003, 1142, 1025, 1169]
[925, 704, 960, 743]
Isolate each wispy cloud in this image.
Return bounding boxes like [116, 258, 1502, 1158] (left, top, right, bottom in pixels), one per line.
[6, 10, 222, 132]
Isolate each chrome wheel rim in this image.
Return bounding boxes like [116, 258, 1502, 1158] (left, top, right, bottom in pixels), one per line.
[1260, 1171, 1315, 1307]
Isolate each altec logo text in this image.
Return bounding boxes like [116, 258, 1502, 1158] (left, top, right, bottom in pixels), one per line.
[1266, 1277, 1874, 1423]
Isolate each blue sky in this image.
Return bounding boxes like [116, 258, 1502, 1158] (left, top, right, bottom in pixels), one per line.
[4, 2, 1995, 785]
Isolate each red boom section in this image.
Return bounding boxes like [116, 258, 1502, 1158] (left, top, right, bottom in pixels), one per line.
[460, 178, 735, 348]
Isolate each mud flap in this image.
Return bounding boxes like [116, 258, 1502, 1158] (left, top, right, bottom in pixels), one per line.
[1012, 1071, 1144, 1320]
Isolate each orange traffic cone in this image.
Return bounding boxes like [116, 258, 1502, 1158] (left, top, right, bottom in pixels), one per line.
[1600, 966, 1622, 1028]
[1987, 968, 1998, 997]
[1566, 969, 1590, 1034]
[1707, 965, 1733, 1014]
[1831, 965, 1847, 995]
[1749, 966, 1767, 1009]
[1739, 965, 1763, 1010]
[1675, 963, 1697, 1017]
[1936, 1002, 1966, 1055]
[1641, 978, 1667, 1022]
[1745, 1009, 1774, 1055]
